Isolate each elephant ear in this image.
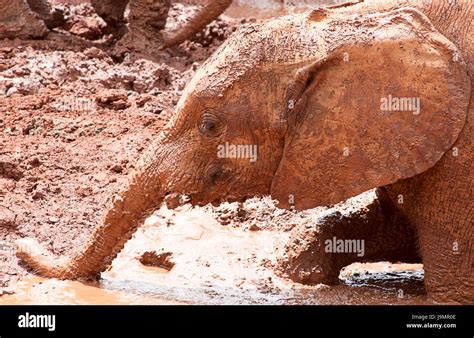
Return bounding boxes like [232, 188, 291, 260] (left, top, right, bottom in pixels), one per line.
[271, 8, 471, 210]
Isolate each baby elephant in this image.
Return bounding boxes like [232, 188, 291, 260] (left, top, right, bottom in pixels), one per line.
[17, 0, 473, 303]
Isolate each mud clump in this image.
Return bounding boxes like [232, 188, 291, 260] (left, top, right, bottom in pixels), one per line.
[61, 3, 107, 41]
[139, 251, 175, 271]
[191, 18, 235, 47]
[68, 17, 105, 40]
[96, 89, 130, 110]
[0, 206, 17, 229]
[209, 196, 319, 232]
[0, 162, 24, 181]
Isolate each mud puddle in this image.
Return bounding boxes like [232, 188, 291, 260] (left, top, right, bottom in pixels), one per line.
[2, 202, 430, 305]
[0, 277, 185, 305]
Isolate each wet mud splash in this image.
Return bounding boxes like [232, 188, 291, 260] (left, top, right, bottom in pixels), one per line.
[2, 202, 430, 305]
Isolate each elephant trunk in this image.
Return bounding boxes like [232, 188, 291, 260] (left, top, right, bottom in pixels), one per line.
[16, 141, 166, 279]
[161, 0, 233, 49]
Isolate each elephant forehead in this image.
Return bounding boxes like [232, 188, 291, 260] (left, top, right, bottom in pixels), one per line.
[180, 12, 327, 99]
[180, 6, 451, 104]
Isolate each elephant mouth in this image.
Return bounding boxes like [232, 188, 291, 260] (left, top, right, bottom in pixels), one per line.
[164, 192, 189, 209]
[164, 191, 256, 209]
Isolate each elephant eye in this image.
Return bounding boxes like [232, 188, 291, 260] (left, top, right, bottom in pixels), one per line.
[202, 120, 216, 132]
[198, 114, 221, 137]
[210, 169, 221, 182]
[208, 167, 229, 185]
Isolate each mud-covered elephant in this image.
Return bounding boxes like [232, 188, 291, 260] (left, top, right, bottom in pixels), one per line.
[0, 0, 232, 49]
[17, 0, 473, 303]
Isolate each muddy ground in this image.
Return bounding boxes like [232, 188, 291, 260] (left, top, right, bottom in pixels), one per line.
[0, 1, 433, 304]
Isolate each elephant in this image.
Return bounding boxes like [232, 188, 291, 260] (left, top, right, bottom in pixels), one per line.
[0, 0, 232, 50]
[16, 0, 473, 303]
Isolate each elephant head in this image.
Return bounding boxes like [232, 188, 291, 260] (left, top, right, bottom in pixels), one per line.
[17, 7, 470, 279]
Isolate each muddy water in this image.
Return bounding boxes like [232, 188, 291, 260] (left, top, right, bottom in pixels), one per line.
[0, 277, 186, 305]
[1, 204, 431, 305]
